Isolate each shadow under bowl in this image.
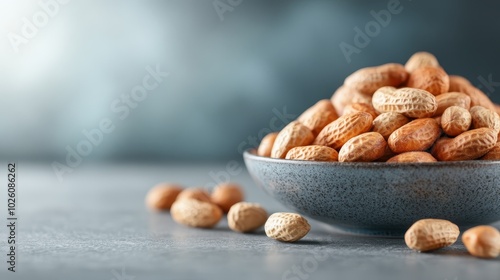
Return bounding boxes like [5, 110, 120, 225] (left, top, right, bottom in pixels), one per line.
[243, 149, 500, 237]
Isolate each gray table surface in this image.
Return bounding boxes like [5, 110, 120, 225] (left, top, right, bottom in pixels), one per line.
[1, 162, 499, 280]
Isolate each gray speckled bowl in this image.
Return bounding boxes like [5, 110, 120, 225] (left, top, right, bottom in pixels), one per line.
[244, 149, 500, 236]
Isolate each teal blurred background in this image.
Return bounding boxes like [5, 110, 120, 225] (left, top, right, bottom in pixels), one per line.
[1, 0, 500, 161]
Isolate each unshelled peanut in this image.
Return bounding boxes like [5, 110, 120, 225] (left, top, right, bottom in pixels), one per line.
[331, 85, 372, 116]
[338, 132, 387, 162]
[372, 112, 410, 140]
[271, 121, 314, 159]
[286, 145, 339, 161]
[434, 92, 471, 116]
[314, 112, 373, 150]
[145, 183, 183, 211]
[404, 51, 439, 73]
[176, 188, 211, 203]
[440, 106, 471, 137]
[387, 151, 437, 163]
[449, 76, 496, 111]
[171, 198, 222, 228]
[388, 118, 441, 153]
[344, 63, 408, 95]
[470, 106, 500, 134]
[482, 142, 500, 160]
[211, 183, 244, 213]
[406, 66, 449, 95]
[257, 132, 278, 157]
[298, 99, 339, 136]
[265, 213, 310, 242]
[228, 202, 268, 233]
[405, 219, 459, 252]
[342, 102, 378, 119]
[433, 128, 497, 161]
[372, 87, 437, 118]
[462, 225, 500, 259]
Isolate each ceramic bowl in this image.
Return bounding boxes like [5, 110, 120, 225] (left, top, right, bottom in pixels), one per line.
[243, 149, 500, 236]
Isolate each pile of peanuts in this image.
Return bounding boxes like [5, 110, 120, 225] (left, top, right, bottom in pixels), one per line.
[145, 182, 311, 242]
[258, 52, 500, 162]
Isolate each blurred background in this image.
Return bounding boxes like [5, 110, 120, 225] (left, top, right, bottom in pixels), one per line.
[1, 0, 500, 162]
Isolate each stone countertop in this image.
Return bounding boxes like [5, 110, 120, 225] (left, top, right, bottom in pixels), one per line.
[1, 162, 499, 280]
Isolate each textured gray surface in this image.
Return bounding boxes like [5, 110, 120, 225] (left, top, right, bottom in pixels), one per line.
[0, 162, 499, 280]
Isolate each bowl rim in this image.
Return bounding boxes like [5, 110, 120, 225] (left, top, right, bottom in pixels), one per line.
[243, 149, 500, 167]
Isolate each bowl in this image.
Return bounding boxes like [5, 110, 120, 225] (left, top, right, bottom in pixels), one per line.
[243, 149, 500, 236]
